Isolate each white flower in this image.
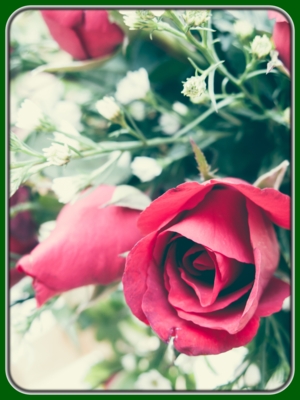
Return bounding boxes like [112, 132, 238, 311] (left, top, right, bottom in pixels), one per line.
[181, 76, 207, 99]
[131, 156, 162, 182]
[234, 20, 254, 40]
[16, 99, 43, 131]
[135, 370, 172, 390]
[52, 175, 87, 203]
[95, 96, 122, 123]
[115, 68, 150, 104]
[172, 101, 188, 116]
[251, 35, 273, 59]
[120, 10, 160, 29]
[183, 10, 211, 27]
[159, 113, 180, 135]
[38, 220, 56, 242]
[121, 354, 136, 372]
[43, 143, 71, 166]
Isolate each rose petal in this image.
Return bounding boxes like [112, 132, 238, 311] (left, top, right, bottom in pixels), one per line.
[138, 179, 290, 236]
[142, 252, 260, 355]
[123, 232, 158, 324]
[215, 178, 290, 230]
[138, 182, 212, 235]
[18, 186, 142, 306]
[273, 21, 291, 71]
[255, 276, 290, 317]
[167, 254, 253, 314]
[41, 11, 88, 59]
[236, 200, 280, 331]
[78, 11, 124, 59]
[169, 187, 254, 264]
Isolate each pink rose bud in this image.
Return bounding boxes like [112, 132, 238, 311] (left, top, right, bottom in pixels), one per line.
[41, 10, 124, 60]
[17, 185, 143, 307]
[268, 10, 291, 71]
[123, 178, 290, 356]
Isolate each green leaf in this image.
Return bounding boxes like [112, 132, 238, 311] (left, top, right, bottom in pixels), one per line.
[101, 185, 151, 211]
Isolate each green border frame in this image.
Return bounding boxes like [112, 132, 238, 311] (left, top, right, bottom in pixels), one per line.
[3, 1, 296, 398]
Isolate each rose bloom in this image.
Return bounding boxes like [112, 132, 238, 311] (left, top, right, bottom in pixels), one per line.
[10, 187, 38, 288]
[268, 10, 291, 71]
[123, 178, 290, 355]
[41, 10, 124, 60]
[17, 185, 142, 306]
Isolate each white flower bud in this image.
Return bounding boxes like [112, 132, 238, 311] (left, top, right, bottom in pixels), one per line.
[172, 101, 188, 116]
[131, 156, 162, 182]
[95, 96, 123, 124]
[234, 20, 254, 40]
[159, 113, 181, 135]
[251, 35, 273, 59]
[182, 76, 207, 99]
[16, 99, 43, 131]
[183, 10, 211, 27]
[115, 68, 150, 104]
[43, 143, 71, 166]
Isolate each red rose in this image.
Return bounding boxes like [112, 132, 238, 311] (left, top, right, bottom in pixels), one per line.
[17, 185, 142, 306]
[10, 187, 38, 288]
[123, 178, 290, 356]
[268, 10, 291, 71]
[41, 10, 124, 60]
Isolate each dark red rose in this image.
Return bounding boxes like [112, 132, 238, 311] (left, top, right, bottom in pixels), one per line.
[268, 10, 291, 71]
[10, 187, 38, 288]
[41, 10, 124, 60]
[17, 185, 143, 307]
[123, 178, 290, 356]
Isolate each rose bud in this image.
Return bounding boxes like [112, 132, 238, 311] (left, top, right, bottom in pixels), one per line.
[41, 10, 124, 60]
[10, 187, 38, 288]
[123, 178, 290, 356]
[17, 185, 143, 307]
[268, 10, 291, 71]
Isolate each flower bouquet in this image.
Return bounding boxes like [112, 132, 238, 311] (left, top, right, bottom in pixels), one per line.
[8, 7, 292, 393]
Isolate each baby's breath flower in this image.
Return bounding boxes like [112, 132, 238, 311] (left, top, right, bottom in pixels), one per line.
[234, 20, 254, 40]
[183, 10, 211, 27]
[115, 68, 150, 104]
[251, 35, 273, 59]
[16, 99, 43, 131]
[181, 76, 207, 99]
[38, 220, 56, 243]
[135, 370, 172, 390]
[43, 143, 71, 166]
[159, 113, 180, 135]
[95, 96, 123, 124]
[120, 10, 157, 30]
[131, 156, 162, 182]
[172, 101, 188, 116]
[52, 175, 87, 203]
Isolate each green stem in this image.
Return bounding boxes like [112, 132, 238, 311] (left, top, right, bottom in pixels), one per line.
[174, 95, 241, 138]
